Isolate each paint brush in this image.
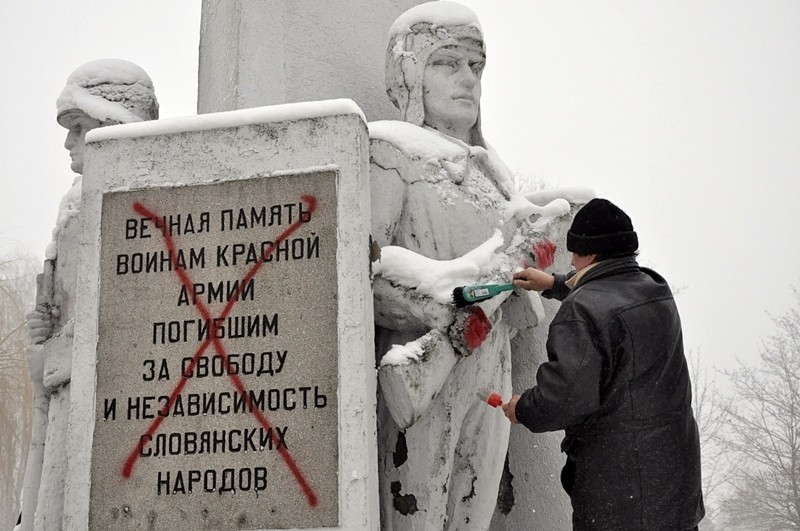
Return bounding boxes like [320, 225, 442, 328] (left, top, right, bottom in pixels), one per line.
[453, 282, 514, 307]
[477, 391, 504, 408]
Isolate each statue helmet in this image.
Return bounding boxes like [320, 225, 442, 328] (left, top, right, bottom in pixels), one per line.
[385, 1, 486, 146]
[56, 58, 159, 127]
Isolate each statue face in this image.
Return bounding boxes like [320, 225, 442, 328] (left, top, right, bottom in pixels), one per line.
[61, 111, 103, 174]
[422, 41, 485, 142]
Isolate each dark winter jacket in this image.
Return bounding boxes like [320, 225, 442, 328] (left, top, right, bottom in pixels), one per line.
[516, 257, 705, 530]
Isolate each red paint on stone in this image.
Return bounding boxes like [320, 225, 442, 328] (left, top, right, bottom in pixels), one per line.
[532, 239, 557, 270]
[464, 306, 491, 350]
[121, 195, 319, 508]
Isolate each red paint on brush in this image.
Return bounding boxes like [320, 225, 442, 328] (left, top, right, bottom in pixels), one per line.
[485, 392, 503, 408]
[532, 239, 557, 270]
[464, 306, 491, 350]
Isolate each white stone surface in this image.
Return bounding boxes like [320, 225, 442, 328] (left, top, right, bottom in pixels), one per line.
[65, 100, 376, 530]
[87, 98, 365, 142]
[197, 0, 428, 121]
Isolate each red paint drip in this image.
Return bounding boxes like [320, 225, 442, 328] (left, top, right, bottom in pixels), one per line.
[532, 239, 557, 270]
[121, 195, 319, 508]
[464, 306, 491, 350]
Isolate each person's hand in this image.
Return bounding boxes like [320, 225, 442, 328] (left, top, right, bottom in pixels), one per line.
[502, 394, 521, 424]
[513, 268, 555, 292]
[26, 305, 58, 345]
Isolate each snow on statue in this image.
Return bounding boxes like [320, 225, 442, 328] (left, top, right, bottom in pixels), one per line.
[19, 59, 158, 531]
[369, 3, 587, 529]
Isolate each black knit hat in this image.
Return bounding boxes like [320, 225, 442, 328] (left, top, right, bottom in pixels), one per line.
[567, 198, 639, 256]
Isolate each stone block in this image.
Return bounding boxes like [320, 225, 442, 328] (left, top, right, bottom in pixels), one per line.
[64, 100, 376, 530]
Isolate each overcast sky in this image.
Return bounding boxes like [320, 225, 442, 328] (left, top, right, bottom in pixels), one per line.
[1, 1, 798, 374]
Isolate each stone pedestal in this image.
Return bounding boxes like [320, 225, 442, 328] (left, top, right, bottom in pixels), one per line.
[64, 100, 376, 530]
[198, 0, 427, 119]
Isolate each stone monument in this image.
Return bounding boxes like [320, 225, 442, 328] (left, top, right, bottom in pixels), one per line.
[367, 3, 583, 529]
[17, 2, 593, 530]
[20, 58, 159, 531]
[64, 100, 376, 530]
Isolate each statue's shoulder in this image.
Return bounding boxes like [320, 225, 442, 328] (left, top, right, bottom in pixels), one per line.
[368, 120, 467, 184]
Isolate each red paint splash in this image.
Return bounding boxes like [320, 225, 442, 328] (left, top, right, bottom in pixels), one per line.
[121, 195, 319, 508]
[532, 239, 557, 270]
[464, 306, 491, 350]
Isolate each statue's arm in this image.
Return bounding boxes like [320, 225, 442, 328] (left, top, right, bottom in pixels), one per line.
[370, 161, 455, 331]
[373, 276, 454, 332]
[26, 261, 57, 345]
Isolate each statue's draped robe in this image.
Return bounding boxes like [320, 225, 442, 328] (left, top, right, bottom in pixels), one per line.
[23, 176, 81, 531]
[371, 124, 528, 530]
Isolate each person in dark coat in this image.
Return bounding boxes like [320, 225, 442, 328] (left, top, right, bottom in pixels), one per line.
[504, 198, 705, 531]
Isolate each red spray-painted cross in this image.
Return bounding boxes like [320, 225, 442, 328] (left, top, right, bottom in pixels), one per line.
[121, 195, 319, 508]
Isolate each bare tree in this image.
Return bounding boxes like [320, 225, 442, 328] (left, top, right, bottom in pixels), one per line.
[687, 350, 732, 525]
[719, 289, 800, 530]
[512, 167, 554, 195]
[0, 249, 36, 529]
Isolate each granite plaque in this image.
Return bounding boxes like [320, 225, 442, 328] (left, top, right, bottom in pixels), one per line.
[90, 171, 339, 529]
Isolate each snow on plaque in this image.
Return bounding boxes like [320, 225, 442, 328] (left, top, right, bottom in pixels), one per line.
[89, 171, 338, 529]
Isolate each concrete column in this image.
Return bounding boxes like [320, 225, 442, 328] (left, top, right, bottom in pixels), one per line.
[198, 0, 428, 120]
